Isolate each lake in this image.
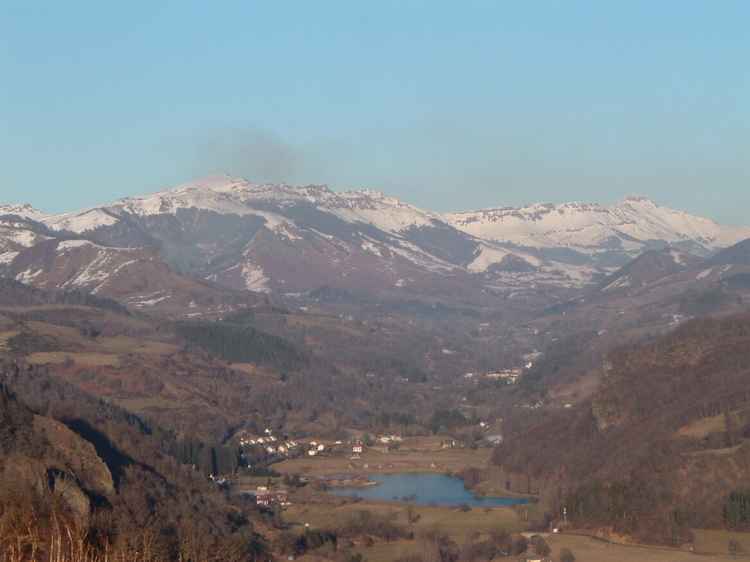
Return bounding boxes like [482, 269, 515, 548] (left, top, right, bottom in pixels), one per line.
[330, 473, 528, 507]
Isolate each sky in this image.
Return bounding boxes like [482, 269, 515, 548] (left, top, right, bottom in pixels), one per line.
[1, 2, 748, 223]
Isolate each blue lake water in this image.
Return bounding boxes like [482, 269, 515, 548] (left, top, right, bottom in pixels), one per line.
[330, 473, 528, 507]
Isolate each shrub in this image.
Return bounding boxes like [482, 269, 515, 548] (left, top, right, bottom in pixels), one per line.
[559, 547, 576, 562]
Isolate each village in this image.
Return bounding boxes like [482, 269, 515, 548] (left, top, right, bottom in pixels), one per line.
[226, 422, 509, 511]
[231, 428, 409, 507]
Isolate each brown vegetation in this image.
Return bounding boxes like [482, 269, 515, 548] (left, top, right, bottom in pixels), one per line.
[493, 313, 750, 544]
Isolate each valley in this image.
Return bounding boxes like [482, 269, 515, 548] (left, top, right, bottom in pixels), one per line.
[2, 179, 750, 561]
[6, 1, 750, 559]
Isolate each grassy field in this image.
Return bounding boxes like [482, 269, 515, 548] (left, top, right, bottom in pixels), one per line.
[230, 362, 281, 381]
[27, 351, 121, 367]
[115, 396, 189, 411]
[0, 329, 19, 352]
[693, 529, 750, 555]
[543, 534, 740, 562]
[677, 412, 742, 439]
[286, 499, 524, 541]
[23, 321, 177, 355]
[95, 335, 178, 355]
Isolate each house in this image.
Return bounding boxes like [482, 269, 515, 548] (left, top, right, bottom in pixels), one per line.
[486, 368, 523, 384]
[441, 439, 457, 449]
[351, 440, 364, 458]
[255, 487, 290, 508]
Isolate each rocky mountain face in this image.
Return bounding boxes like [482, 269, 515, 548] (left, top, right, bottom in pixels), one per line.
[1, 177, 748, 315]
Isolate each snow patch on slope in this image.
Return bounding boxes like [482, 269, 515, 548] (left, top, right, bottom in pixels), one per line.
[669, 250, 687, 265]
[46, 209, 119, 233]
[328, 190, 442, 234]
[696, 268, 713, 280]
[467, 244, 541, 273]
[16, 268, 45, 284]
[0, 251, 19, 265]
[360, 239, 384, 257]
[603, 275, 632, 292]
[241, 263, 270, 293]
[2, 228, 48, 248]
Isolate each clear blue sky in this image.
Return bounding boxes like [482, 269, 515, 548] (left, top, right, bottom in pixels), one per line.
[2, 2, 748, 223]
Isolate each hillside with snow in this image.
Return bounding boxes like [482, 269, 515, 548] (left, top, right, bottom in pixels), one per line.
[1, 177, 749, 305]
[445, 197, 750, 255]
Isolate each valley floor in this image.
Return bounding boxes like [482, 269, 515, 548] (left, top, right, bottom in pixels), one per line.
[274, 437, 493, 477]
[287, 500, 750, 562]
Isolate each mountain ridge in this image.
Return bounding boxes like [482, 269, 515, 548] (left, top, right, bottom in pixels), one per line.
[6, 176, 746, 244]
[2, 176, 749, 304]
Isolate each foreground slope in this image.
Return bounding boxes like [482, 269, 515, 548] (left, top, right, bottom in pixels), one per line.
[0, 367, 272, 561]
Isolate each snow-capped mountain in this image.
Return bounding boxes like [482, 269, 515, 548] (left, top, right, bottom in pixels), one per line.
[11, 176, 486, 295]
[1, 177, 748, 311]
[44, 176, 445, 237]
[445, 196, 750, 256]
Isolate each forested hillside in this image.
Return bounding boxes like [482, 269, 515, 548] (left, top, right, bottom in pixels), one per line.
[493, 314, 750, 544]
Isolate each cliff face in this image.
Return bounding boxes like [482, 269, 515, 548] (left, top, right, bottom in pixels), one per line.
[33, 415, 115, 497]
[0, 383, 114, 524]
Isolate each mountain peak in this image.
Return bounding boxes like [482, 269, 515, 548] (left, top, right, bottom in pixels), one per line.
[621, 195, 657, 206]
[0, 203, 47, 220]
[169, 174, 251, 193]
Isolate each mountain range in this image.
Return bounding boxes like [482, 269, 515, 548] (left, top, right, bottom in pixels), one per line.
[1, 175, 748, 315]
